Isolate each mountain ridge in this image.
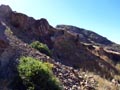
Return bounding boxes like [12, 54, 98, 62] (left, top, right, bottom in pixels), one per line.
[56, 25, 114, 45]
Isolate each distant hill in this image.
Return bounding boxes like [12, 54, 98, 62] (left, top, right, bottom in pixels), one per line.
[56, 25, 114, 45]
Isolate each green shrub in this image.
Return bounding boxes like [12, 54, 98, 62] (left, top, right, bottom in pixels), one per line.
[30, 41, 51, 56]
[13, 57, 62, 90]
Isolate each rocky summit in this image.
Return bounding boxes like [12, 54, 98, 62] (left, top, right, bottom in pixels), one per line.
[0, 5, 120, 90]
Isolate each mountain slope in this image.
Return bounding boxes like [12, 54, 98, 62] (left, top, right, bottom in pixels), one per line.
[0, 5, 120, 90]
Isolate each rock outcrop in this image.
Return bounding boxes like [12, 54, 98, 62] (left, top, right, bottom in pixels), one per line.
[0, 4, 12, 22]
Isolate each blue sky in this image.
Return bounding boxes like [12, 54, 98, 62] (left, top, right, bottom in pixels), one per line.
[0, 0, 120, 44]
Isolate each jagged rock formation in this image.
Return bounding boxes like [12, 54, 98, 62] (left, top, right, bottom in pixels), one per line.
[0, 5, 120, 90]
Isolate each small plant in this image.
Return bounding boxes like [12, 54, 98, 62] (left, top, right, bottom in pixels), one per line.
[30, 41, 51, 56]
[13, 56, 62, 90]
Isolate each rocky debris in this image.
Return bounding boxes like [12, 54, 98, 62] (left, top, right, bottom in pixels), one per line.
[53, 62, 97, 90]
[53, 64, 81, 90]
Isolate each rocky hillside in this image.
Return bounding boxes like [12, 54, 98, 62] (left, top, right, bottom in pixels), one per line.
[56, 25, 113, 45]
[56, 25, 120, 52]
[0, 5, 120, 90]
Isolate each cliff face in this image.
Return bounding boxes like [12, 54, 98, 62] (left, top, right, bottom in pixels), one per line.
[0, 5, 120, 90]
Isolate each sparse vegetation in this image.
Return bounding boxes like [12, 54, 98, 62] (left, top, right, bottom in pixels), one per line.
[30, 41, 51, 56]
[12, 56, 62, 90]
